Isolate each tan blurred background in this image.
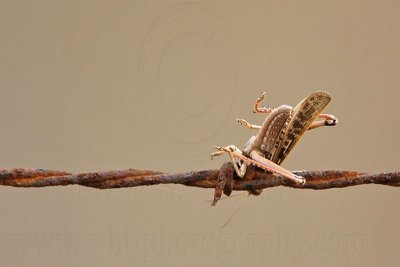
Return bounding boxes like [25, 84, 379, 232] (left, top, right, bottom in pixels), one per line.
[1, 0, 399, 266]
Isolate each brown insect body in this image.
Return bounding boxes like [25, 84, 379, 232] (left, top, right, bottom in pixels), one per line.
[244, 91, 332, 166]
[211, 91, 337, 205]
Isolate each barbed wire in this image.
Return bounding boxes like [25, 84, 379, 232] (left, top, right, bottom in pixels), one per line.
[1, 162, 399, 205]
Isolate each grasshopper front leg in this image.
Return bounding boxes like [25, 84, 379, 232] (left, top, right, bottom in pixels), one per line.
[212, 145, 248, 177]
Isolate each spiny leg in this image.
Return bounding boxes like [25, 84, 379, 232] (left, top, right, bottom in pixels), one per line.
[249, 151, 305, 185]
[253, 92, 273, 113]
[236, 118, 262, 130]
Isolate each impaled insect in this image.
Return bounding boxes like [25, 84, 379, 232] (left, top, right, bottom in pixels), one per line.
[211, 91, 338, 203]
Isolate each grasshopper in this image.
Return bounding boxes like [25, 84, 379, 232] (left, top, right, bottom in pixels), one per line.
[211, 91, 338, 203]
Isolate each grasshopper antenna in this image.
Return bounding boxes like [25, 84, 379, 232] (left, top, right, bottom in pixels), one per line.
[219, 192, 249, 229]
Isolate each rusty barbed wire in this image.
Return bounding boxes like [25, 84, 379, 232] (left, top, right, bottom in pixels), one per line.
[0, 162, 399, 205]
